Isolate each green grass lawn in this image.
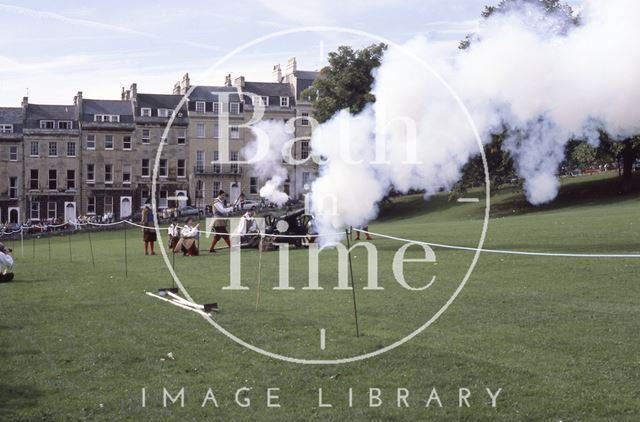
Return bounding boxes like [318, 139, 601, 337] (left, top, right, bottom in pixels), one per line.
[1, 172, 639, 421]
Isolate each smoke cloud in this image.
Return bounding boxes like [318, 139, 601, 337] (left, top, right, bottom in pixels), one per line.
[307, 0, 640, 238]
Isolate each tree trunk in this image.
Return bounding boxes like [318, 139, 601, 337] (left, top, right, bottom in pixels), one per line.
[621, 139, 635, 191]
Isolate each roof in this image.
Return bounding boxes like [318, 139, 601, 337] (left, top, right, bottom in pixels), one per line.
[136, 93, 187, 111]
[26, 104, 76, 121]
[293, 70, 320, 81]
[188, 85, 241, 102]
[83, 99, 133, 116]
[0, 107, 23, 125]
[243, 82, 293, 98]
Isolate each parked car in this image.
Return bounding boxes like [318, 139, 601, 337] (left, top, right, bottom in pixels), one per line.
[177, 206, 203, 217]
[238, 200, 261, 211]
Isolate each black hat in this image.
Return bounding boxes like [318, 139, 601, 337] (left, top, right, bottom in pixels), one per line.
[217, 190, 226, 196]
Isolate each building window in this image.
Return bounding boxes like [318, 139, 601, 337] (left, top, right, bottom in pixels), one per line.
[177, 129, 186, 144]
[48, 169, 57, 190]
[30, 202, 40, 220]
[105, 135, 114, 150]
[280, 97, 289, 107]
[195, 101, 206, 113]
[104, 196, 113, 214]
[87, 164, 95, 183]
[40, 120, 55, 129]
[159, 159, 168, 177]
[123, 136, 132, 150]
[86, 134, 96, 149]
[302, 172, 311, 188]
[67, 170, 76, 190]
[196, 151, 204, 173]
[250, 177, 258, 194]
[212, 125, 219, 139]
[140, 189, 149, 205]
[158, 108, 169, 118]
[66, 141, 76, 157]
[253, 96, 269, 107]
[48, 141, 58, 157]
[229, 102, 240, 114]
[142, 129, 150, 144]
[47, 201, 57, 219]
[0, 124, 13, 133]
[104, 164, 113, 184]
[230, 151, 239, 173]
[87, 197, 96, 214]
[30, 141, 39, 157]
[94, 114, 119, 122]
[212, 150, 220, 173]
[301, 112, 309, 126]
[196, 123, 205, 138]
[9, 177, 18, 199]
[141, 159, 150, 177]
[230, 126, 240, 139]
[57, 121, 73, 129]
[141, 108, 151, 117]
[177, 159, 186, 178]
[301, 140, 310, 159]
[213, 102, 220, 114]
[159, 190, 168, 209]
[30, 169, 38, 190]
[123, 164, 131, 185]
[9, 145, 18, 161]
[212, 181, 221, 197]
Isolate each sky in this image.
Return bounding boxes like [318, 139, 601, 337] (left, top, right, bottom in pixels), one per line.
[0, 0, 578, 106]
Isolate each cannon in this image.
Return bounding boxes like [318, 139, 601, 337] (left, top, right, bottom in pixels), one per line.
[263, 208, 316, 247]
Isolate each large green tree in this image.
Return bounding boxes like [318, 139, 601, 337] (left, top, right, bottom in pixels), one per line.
[301, 43, 387, 124]
[454, 0, 579, 196]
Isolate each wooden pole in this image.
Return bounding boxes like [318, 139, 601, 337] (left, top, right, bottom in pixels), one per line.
[68, 229, 72, 262]
[345, 228, 360, 337]
[124, 222, 128, 277]
[255, 236, 263, 311]
[87, 229, 95, 268]
[48, 230, 51, 261]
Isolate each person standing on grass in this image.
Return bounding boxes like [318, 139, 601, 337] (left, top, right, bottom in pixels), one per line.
[0, 242, 14, 282]
[141, 200, 157, 255]
[208, 190, 234, 253]
[168, 218, 180, 250]
[354, 224, 372, 241]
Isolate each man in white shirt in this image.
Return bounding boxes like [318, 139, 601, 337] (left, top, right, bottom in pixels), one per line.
[208, 190, 234, 253]
[167, 218, 180, 249]
[174, 218, 199, 256]
[0, 242, 14, 282]
[235, 208, 261, 248]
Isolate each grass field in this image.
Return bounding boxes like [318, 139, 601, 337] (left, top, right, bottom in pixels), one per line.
[1, 172, 639, 421]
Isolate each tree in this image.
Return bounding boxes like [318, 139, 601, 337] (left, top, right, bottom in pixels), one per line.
[301, 43, 387, 124]
[454, 0, 579, 196]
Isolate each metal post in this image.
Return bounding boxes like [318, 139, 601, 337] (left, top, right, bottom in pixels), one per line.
[344, 229, 360, 337]
[124, 222, 128, 277]
[87, 229, 95, 268]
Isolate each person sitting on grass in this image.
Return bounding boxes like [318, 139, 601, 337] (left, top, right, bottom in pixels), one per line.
[234, 207, 261, 248]
[174, 218, 199, 256]
[0, 242, 14, 283]
[168, 218, 180, 250]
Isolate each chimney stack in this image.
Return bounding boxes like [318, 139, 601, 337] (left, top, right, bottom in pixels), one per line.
[74, 91, 83, 106]
[285, 57, 297, 75]
[130, 83, 137, 99]
[121, 87, 126, 100]
[234, 76, 245, 88]
[21, 96, 28, 110]
[224, 74, 232, 87]
[273, 64, 282, 82]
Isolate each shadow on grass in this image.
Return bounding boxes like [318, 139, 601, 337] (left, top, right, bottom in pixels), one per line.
[377, 174, 640, 222]
[0, 383, 44, 419]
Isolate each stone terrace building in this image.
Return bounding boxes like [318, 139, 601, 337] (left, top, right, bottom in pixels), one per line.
[0, 58, 318, 223]
[79, 93, 137, 219]
[130, 86, 190, 213]
[0, 107, 23, 223]
[22, 98, 81, 224]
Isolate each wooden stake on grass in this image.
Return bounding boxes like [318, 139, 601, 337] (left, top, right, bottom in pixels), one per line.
[345, 228, 360, 337]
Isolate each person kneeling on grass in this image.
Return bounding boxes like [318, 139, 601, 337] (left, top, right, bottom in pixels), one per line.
[234, 207, 261, 248]
[0, 242, 14, 283]
[174, 218, 199, 256]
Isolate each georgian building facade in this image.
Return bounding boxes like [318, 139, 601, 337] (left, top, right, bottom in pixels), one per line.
[0, 58, 318, 223]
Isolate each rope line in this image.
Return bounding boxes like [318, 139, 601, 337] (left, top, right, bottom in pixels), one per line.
[2, 219, 639, 259]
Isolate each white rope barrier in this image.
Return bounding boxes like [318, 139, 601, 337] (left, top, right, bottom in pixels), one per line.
[2, 218, 639, 259]
[353, 228, 640, 259]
